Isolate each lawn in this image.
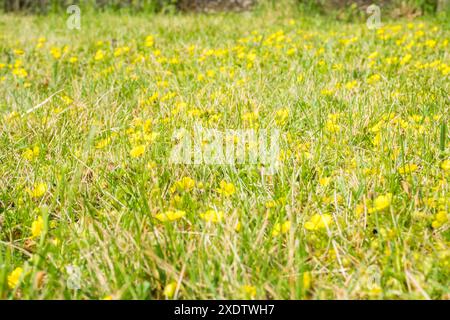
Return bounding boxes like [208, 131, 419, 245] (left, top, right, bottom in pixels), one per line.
[0, 5, 449, 299]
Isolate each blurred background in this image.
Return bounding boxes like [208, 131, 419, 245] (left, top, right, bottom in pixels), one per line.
[0, 0, 448, 16]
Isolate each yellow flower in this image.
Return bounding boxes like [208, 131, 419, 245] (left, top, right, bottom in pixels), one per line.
[275, 108, 289, 126]
[130, 145, 146, 158]
[432, 211, 448, 229]
[61, 95, 73, 105]
[235, 221, 242, 232]
[367, 74, 381, 84]
[173, 177, 195, 192]
[319, 177, 331, 187]
[94, 49, 105, 61]
[163, 281, 177, 299]
[145, 35, 155, 47]
[372, 132, 381, 146]
[13, 49, 24, 56]
[265, 200, 277, 208]
[436, 211, 448, 223]
[368, 193, 392, 213]
[242, 111, 258, 126]
[35, 37, 45, 46]
[302, 271, 312, 291]
[304, 214, 332, 231]
[355, 203, 365, 216]
[425, 39, 437, 48]
[7, 267, 23, 289]
[345, 80, 358, 90]
[322, 194, 343, 205]
[398, 163, 418, 175]
[241, 285, 257, 299]
[155, 210, 186, 222]
[216, 180, 236, 196]
[14, 59, 23, 68]
[147, 161, 157, 170]
[12, 68, 28, 78]
[325, 120, 340, 133]
[50, 47, 61, 59]
[102, 295, 113, 300]
[95, 138, 111, 149]
[31, 216, 44, 238]
[200, 209, 223, 223]
[441, 160, 450, 171]
[400, 53, 412, 65]
[22, 145, 40, 160]
[4, 111, 19, 122]
[272, 220, 291, 236]
[320, 89, 334, 97]
[28, 183, 47, 198]
[114, 47, 123, 57]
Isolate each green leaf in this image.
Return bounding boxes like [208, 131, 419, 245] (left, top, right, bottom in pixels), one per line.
[440, 121, 447, 153]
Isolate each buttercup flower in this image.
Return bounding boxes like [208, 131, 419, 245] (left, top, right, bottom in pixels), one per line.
[272, 220, 291, 236]
[216, 180, 236, 196]
[368, 194, 393, 213]
[155, 210, 186, 222]
[441, 160, 450, 171]
[31, 216, 44, 238]
[172, 177, 196, 192]
[398, 163, 418, 174]
[200, 209, 223, 223]
[7, 267, 23, 289]
[27, 183, 47, 198]
[241, 285, 257, 299]
[164, 282, 178, 299]
[22, 146, 40, 160]
[130, 145, 146, 158]
[304, 214, 333, 231]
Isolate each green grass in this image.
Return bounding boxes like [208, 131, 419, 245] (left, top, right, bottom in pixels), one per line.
[0, 5, 449, 299]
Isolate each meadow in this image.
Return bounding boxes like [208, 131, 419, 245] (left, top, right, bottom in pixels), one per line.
[0, 4, 449, 299]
